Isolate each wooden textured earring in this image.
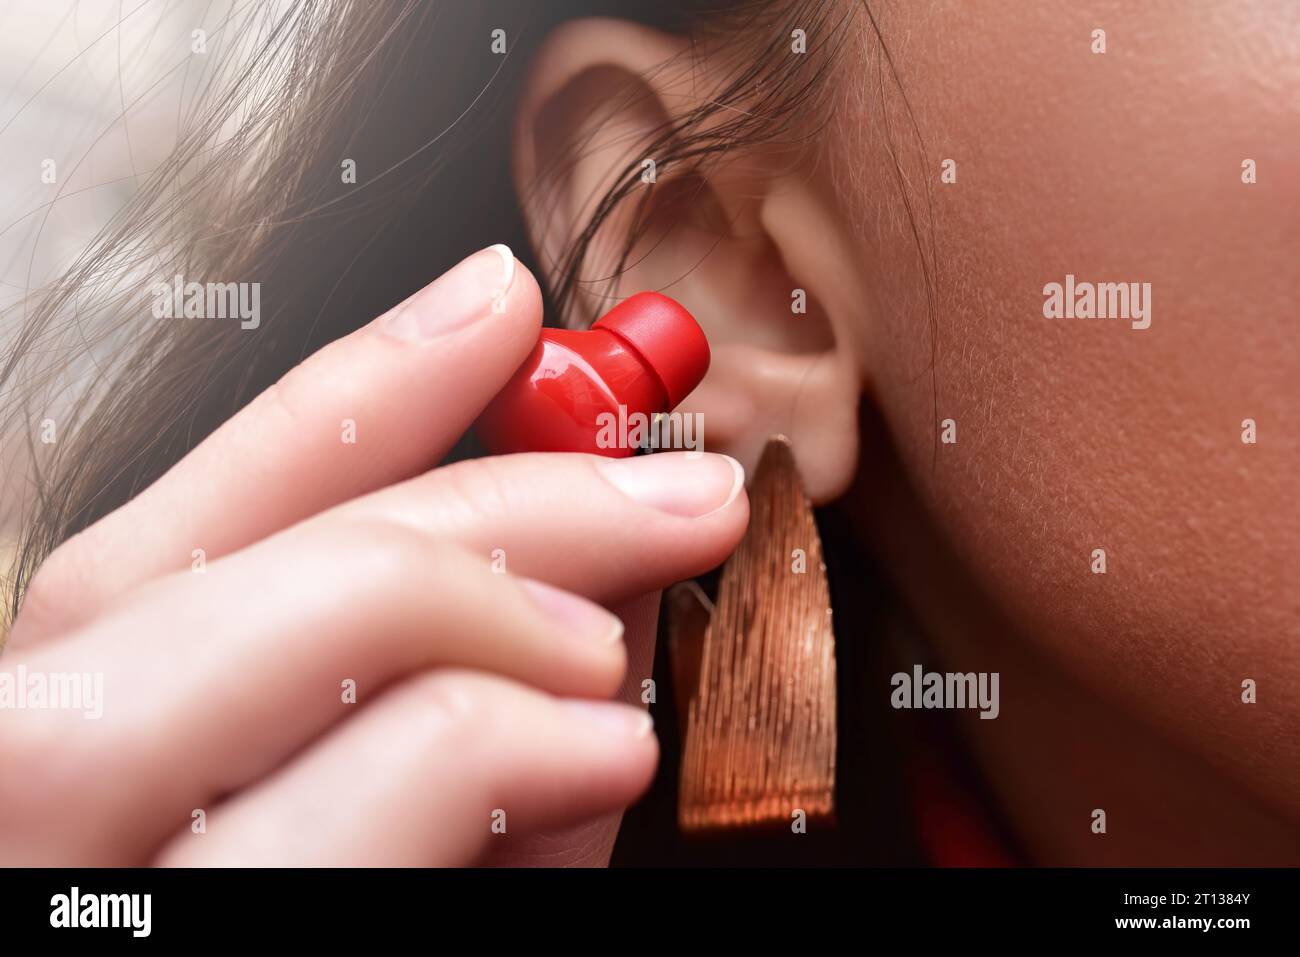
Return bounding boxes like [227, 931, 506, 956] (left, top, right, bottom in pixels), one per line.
[671, 435, 837, 831]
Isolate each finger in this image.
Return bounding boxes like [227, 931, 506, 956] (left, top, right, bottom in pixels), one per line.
[332, 450, 749, 605]
[21, 245, 541, 639]
[154, 670, 658, 866]
[483, 589, 663, 867]
[3, 523, 625, 864]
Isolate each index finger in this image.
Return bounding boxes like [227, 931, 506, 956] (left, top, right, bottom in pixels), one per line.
[25, 245, 540, 636]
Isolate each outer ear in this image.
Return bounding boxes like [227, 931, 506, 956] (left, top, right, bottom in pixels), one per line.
[513, 18, 870, 503]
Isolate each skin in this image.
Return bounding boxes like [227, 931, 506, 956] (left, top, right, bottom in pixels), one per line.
[833, 0, 1300, 864]
[1, 247, 748, 865]
[511, 0, 1298, 863]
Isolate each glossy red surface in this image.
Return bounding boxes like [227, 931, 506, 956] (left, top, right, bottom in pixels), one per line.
[476, 293, 709, 456]
[593, 292, 710, 409]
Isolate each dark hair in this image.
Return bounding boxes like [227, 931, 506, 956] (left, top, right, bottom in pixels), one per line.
[0, 0, 908, 624]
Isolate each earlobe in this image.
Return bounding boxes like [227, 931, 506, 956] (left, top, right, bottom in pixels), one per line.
[513, 18, 869, 504]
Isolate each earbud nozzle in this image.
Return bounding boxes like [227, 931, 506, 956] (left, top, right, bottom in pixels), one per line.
[592, 292, 710, 409]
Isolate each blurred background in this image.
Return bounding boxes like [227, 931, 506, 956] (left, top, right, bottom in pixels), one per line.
[0, 1, 219, 313]
[0, 1, 280, 535]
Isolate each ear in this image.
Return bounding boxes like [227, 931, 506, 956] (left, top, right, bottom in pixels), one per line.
[513, 18, 869, 504]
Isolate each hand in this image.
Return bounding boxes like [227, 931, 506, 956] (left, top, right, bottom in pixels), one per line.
[1, 246, 748, 865]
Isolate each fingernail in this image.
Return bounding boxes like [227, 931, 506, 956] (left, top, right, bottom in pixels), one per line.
[518, 578, 624, 646]
[379, 243, 515, 342]
[595, 452, 745, 518]
[563, 700, 654, 740]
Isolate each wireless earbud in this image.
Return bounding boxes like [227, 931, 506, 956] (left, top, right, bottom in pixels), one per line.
[476, 291, 709, 456]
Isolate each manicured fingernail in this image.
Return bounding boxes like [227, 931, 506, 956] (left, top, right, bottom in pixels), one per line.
[518, 578, 624, 646]
[595, 452, 744, 518]
[563, 700, 654, 740]
[379, 243, 515, 342]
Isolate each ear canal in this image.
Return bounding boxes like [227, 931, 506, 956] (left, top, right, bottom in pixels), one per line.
[512, 21, 865, 502]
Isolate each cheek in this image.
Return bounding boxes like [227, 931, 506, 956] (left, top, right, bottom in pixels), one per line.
[831, 3, 1299, 708]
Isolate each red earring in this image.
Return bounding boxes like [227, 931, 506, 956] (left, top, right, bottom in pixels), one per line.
[476, 291, 709, 456]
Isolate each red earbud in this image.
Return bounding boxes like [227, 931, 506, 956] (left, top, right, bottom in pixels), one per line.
[476, 291, 710, 456]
